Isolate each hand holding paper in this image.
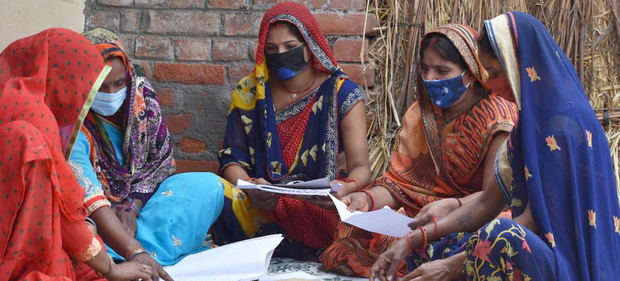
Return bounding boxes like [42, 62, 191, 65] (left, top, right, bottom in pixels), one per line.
[329, 194, 414, 237]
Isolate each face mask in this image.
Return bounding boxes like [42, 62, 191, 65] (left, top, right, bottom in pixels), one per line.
[265, 44, 309, 80]
[422, 71, 471, 108]
[91, 86, 127, 116]
[486, 75, 513, 101]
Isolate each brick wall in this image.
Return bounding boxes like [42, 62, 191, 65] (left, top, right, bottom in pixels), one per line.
[83, 0, 377, 173]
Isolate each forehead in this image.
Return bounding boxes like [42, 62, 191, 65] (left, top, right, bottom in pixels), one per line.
[422, 47, 459, 68]
[266, 23, 300, 43]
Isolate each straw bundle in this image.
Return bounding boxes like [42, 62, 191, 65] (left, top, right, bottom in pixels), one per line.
[362, 0, 620, 194]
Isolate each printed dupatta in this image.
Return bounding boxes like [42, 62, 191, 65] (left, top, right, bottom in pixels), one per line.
[219, 1, 344, 182]
[82, 28, 175, 203]
[489, 12, 620, 280]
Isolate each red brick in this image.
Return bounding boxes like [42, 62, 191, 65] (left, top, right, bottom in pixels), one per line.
[333, 38, 368, 62]
[253, 0, 325, 9]
[212, 39, 248, 61]
[171, 0, 204, 8]
[156, 88, 174, 107]
[85, 10, 120, 32]
[154, 63, 226, 85]
[329, 0, 366, 10]
[135, 36, 172, 59]
[340, 63, 374, 87]
[209, 0, 246, 8]
[135, 0, 168, 7]
[165, 114, 193, 134]
[132, 60, 153, 80]
[314, 13, 377, 36]
[224, 13, 263, 36]
[147, 11, 219, 36]
[178, 137, 208, 153]
[97, 0, 133, 6]
[174, 159, 220, 173]
[228, 64, 254, 83]
[121, 10, 141, 33]
[175, 38, 209, 61]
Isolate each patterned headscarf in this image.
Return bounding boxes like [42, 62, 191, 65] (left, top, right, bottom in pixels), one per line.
[82, 28, 175, 203]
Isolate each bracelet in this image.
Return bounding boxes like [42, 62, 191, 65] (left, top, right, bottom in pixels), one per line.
[344, 179, 360, 192]
[128, 198, 140, 217]
[97, 257, 113, 278]
[455, 197, 462, 207]
[417, 226, 428, 252]
[125, 247, 147, 261]
[432, 216, 439, 240]
[407, 232, 413, 256]
[362, 190, 375, 211]
[85, 217, 97, 233]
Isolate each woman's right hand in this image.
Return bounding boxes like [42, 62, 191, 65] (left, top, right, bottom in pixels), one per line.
[106, 261, 152, 281]
[341, 191, 371, 212]
[408, 198, 460, 229]
[369, 237, 409, 281]
[245, 178, 280, 211]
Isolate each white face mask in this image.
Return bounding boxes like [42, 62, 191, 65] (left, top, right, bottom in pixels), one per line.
[91, 86, 127, 116]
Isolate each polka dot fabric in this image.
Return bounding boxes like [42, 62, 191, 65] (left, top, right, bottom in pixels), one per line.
[0, 28, 109, 280]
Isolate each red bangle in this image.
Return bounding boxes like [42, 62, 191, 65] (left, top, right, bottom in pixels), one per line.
[417, 226, 428, 251]
[455, 197, 462, 207]
[407, 232, 413, 256]
[345, 179, 360, 191]
[362, 190, 375, 211]
[432, 216, 439, 240]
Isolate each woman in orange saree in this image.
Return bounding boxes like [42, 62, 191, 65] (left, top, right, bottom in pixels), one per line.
[320, 24, 519, 277]
[0, 28, 150, 281]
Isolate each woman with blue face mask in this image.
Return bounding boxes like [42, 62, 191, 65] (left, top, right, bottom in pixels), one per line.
[66, 28, 226, 280]
[322, 24, 519, 278]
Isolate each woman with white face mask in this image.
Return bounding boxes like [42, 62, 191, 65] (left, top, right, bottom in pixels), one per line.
[67, 28, 226, 280]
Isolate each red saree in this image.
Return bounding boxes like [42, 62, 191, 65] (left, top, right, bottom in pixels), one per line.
[0, 28, 110, 280]
[320, 24, 519, 277]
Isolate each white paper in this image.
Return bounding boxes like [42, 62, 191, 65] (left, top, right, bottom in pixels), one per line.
[236, 179, 331, 196]
[329, 194, 415, 237]
[164, 234, 284, 281]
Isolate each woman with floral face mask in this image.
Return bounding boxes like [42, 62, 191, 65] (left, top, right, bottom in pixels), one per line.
[213, 1, 371, 259]
[321, 24, 519, 277]
[67, 28, 226, 279]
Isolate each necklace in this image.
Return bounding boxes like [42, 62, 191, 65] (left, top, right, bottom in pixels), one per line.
[283, 71, 316, 99]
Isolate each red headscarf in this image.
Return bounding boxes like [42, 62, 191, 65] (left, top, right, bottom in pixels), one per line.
[256, 1, 338, 73]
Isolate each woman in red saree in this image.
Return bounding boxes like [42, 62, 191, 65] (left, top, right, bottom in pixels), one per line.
[0, 28, 150, 280]
[320, 24, 519, 277]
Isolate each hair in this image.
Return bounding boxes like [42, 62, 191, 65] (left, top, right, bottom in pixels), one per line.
[478, 26, 495, 57]
[420, 33, 468, 71]
[271, 21, 304, 43]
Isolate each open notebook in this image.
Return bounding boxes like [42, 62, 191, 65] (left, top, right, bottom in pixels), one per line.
[163, 234, 283, 281]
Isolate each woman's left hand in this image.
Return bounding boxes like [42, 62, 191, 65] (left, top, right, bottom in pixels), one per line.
[301, 195, 336, 210]
[115, 208, 138, 237]
[401, 257, 461, 281]
[408, 198, 459, 230]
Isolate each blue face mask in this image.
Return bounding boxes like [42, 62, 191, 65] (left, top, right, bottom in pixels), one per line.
[422, 71, 471, 108]
[91, 86, 127, 116]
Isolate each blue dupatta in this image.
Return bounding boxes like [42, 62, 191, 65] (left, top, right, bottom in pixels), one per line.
[490, 12, 620, 280]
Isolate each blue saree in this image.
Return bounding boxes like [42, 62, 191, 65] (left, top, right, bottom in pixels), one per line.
[464, 11, 620, 280]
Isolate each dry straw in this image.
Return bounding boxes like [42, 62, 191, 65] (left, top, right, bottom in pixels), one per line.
[362, 0, 620, 198]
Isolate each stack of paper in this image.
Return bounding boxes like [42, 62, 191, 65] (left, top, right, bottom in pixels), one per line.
[329, 194, 415, 237]
[163, 234, 284, 281]
[236, 177, 340, 196]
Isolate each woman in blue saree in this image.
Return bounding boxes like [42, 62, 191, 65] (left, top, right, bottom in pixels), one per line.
[214, 1, 371, 259]
[370, 11, 620, 281]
